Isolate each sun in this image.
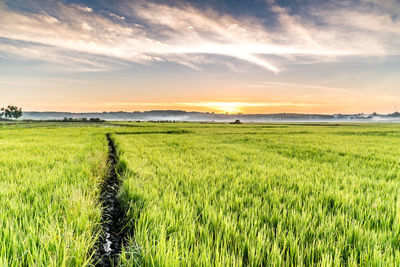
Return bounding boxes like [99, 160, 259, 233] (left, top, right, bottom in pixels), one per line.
[201, 102, 243, 114]
[178, 101, 273, 114]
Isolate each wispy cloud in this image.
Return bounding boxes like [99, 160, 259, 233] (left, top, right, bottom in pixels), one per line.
[0, 0, 398, 73]
[0, 38, 126, 72]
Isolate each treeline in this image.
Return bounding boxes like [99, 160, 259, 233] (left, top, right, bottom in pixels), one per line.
[22, 117, 105, 123]
[62, 117, 104, 122]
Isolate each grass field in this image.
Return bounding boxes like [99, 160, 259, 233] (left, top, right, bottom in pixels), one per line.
[2, 122, 400, 266]
[0, 126, 108, 265]
[115, 124, 400, 266]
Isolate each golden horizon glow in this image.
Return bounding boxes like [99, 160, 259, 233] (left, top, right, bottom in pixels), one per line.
[16, 100, 378, 114]
[14, 100, 400, 115]
[175, 102, 318, 114]
[200, 102, 243, 113]
[180, 102, 247, 113]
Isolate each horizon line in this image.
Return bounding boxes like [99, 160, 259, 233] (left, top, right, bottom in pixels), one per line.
[22, 110, 397, 116]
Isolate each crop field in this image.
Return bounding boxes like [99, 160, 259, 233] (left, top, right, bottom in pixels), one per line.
[2, 122, 400, 266]
[0, 126, 108, 265]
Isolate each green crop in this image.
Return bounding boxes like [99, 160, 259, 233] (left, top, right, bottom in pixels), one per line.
[2, 122, 400, 266]
[115, 123, 400, 266]
[0, 126, 108, 266]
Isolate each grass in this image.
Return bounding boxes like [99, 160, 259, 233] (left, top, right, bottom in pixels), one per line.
[115, 123, 400, 266]
[2, 122, 400, 266]
[0, 126, 108, 266]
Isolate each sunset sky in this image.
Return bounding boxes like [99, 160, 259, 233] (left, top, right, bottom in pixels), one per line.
[0, 0, 399, 114]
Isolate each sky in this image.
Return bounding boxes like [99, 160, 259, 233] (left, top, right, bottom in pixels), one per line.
[0, 0, 399, 114]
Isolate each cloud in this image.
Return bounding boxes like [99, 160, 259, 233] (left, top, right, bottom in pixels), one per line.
[0, 38, 126, 72]
[71, 4, 93, 13]
[109, 13, 125, 21]
[0, 0, 399, 73]
[304, 1, 400, 54]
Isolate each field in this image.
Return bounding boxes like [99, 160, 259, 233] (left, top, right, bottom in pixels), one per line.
[0, 125, 107, 265]
[2, 122, 400, 266]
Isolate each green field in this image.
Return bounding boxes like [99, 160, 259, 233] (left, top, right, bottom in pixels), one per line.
[0, 126, 107, 265]
[2, 122, 400, 266]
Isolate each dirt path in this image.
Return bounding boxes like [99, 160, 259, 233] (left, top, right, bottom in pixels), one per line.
[95, 133, 126, 266]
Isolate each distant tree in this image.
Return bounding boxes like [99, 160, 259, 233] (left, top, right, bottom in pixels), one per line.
[89, 118, 103, 122]
[1, 105, 22, 120]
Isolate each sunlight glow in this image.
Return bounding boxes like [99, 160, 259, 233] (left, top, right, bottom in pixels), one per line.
[93, 101, 317, 114]
[196, 102, 245, 113]
[177, 102, 311, 114]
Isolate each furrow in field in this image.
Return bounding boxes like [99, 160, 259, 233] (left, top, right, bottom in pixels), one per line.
[94, 133, 127, 266]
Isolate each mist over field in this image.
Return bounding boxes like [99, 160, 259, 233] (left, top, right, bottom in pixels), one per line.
[22, 110, 400, 123]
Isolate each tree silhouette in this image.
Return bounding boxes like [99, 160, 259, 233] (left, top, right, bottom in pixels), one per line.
[1, 105, 22, 120]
